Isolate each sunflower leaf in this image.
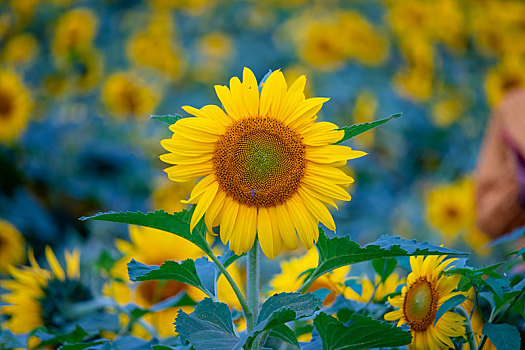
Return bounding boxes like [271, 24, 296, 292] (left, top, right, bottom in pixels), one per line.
[175, 298, 240, 350]
[127, 259, 214, 297]
[482, 323, 521, 350]
[433, 294, 468, 325]
[304, 312, 412, 350]
[337, 113, 401, 143]
[238, 292, 322, 349]
[150, 114, 183, 125]
[80, 209, 210, 254]
[299, 230, 467, 293]
[269, 324, 300, 349]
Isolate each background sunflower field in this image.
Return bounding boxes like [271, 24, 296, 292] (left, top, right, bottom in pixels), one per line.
[0, 0, 524, 349]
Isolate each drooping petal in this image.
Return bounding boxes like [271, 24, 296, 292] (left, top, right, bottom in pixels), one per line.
[190, 181, 219, 233]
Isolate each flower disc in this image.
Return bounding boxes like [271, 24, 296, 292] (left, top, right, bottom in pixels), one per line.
[403, 276, 437, 331]
[213, 116, 305, 207]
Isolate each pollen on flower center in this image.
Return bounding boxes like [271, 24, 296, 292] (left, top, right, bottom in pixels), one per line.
[213, 116, 306, 207]
[403, 277, 438, 331]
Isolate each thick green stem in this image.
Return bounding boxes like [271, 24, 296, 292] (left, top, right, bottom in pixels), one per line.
[458, 307, 477, 350]
[247, 237, 260, 332]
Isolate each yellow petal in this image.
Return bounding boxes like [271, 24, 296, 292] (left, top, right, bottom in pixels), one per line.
[272, 204, 299, 250]
[220, 198, 240, 245]
[284, 97, 329, 126]
[302, 121, 344, 146]
[159, 152, 213, 165]
[285, 196, 317, 248]
[306, 145, 367, 164]
[297, 188, 336, 232]
[257, 207, 275, 259]
[184, 174, 216, 204]
[173, 116, 226, 136]
[215, 85, 242, 119]
[301, 176, 352, 202]
[277, 75, 305, 121]
[205, 189, 226, 232]
[181, 105, 230, 127]
[190, 181, 219, 233]
[229, 76, 250, 117]
[161, 137, 214, 154]
[242, 67, 259, 116]
[45, 246, 65, 281]
[65, 249, 81, 279]
[306, 162, 354, 185]
[164, 162, 212, 182]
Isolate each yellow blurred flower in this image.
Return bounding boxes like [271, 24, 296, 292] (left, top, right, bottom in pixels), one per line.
[425, 178, 475, 240]
[337, 11, 388, 66]
[430, 0, 466, 50]
[199, 32, 233, 60]
[431, 95, 465, 128]
[352, 91, 378, 149]
[127, 12, 185, 80]
[0, 220, 25, 273]
[52, 8, 98, 59]
[347, 273, 404, 303]
[191, 32, 234, 83]
[394, 64, 433, 102]
[485, 56, 525, 107]
[299, 20, 346, 71]
[1, 246, 83, 335]
[106, 225, 244, 338]
[0, 69, 32, 144]
[387, 0, 432, 41]
[2, 33, 38, 67]
[151, 179, 194, 213]
[102, 72, 160, 118]
[9, 0, 40, 22]
[269, 248, 352, 304]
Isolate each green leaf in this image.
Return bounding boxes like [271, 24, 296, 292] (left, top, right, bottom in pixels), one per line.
[371, 258, 397, 282]
[34, 326, 92, 348]
[239, 292, 322, 349]
[80, 209, 209, 254]
[434, 294, 468, 325]
[308, 312, 412, 350]
[269, 324, 300, 349]
[483, 278, 509, 301]
[150, 114, 183, 125]
[482, 323, 521, 350]
[301, 230, 467, 293]
[127, 259, 212, 297]
[336, 113, 401, 144]
[58, 340, 108, 350]
[175, 298, 239, 350]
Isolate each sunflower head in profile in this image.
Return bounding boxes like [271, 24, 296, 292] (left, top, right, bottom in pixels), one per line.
[160, 68, 366, 258]
[0, 69, 32, 144]
[384, 255, 466, 349]
[1, 247, 87, 335]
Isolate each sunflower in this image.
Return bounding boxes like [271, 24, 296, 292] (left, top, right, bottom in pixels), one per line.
[0, 220, 25, 273]
[52, 8, 98, 59]
[0, 69, 32, 144]
[160, 68, 365, 258]
[1, 246, 84, 335]
[460, 288, 496, 350]
[346, 273, 404, 303]
[384, 255, 466, 349]
[269, 247, 352, 304]
[2, 33, 39, 67]
[106, 225, 244, 338]
[425, 178, 475, 240]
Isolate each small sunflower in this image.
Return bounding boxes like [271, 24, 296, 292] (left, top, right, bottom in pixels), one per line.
[106, 225, 244, 338]
[269, 248, 351, 304]
[1, 246, 84, 335]
[425, 178, 475, 239]
[161, 68, 366, 258]
[0, 219, 25, 272]
[0, 69, 32, 144]
[52, 8, 98, 58]
[384, 255, 465, 349]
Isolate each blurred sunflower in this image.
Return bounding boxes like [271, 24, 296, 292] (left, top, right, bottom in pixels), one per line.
[431, 95, 465, 128]
[1, 246, 85, 334]
[160, 67, 366, 258]
[299, 21, 346, 71]
[384, 255, 465, 349]
[52, 8, 98, 59]
[425, 178, 475, 240]
[151, 178, 194, 213]
[269, 248, 352, 304]
[0, 220, 25, 273]
[0, 69, 32, 144]
[346, 273, 404, 303]
[102, 72, 160, 118]
[106, 225, 244, 338]
[2, 33, 39, 67]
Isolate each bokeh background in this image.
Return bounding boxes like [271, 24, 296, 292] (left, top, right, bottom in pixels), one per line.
[1, 0, 524, 272]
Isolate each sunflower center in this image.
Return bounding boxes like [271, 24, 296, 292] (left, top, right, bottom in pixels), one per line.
[213, 116, 306, 207]
[39, 278, 93, 330]
[445, 206, 459, 219]
[403, 277, 438, 332]
[0, 89, 14, 119]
